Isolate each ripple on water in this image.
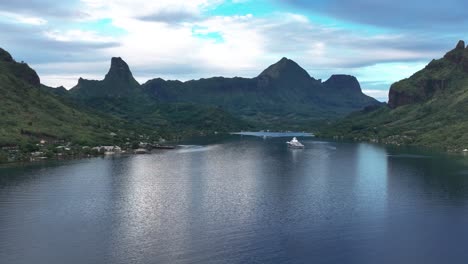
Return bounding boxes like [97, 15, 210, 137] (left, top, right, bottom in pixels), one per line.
[1, 138, 468, 264]
[176, 145, 218, 153]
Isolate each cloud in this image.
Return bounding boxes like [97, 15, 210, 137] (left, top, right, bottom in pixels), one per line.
[192, 12, 446, 72]
[0, 0, 461, 97]
[0, 0, 86, 19]
[81, 0, 223, 21]
[278, 0, 468, 31]
[0, 11, 47, 25]
[138, 9, 200, 23]
[362, 89, 388, 102]
[0, 21, 119, 65]
[44, 29, 116, 43]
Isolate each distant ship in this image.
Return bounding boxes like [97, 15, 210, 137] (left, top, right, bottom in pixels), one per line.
[286, 137, 304, 149]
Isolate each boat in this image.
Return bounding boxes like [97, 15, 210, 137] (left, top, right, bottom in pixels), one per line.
[286, 137, 304, 149]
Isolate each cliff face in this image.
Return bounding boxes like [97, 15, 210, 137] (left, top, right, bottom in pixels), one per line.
[320, 40, 468, 151]
[388, 40, 468, 109]
[323, 75, 362, 93]
[388, 79, 450, 108]
[105, 57, 139, 85]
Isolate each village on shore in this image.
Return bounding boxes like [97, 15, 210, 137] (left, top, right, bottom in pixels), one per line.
[0, 133, 176, 164]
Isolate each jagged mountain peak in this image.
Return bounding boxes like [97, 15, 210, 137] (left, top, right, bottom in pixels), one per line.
[105, 57, 138, 84]
[443, 40, 468, 64]
[71, 57, 139, 98]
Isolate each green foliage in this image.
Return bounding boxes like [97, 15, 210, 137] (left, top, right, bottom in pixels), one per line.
[61, 56, 251, 135]
[0, 151, 7, 163]
[140, 66, 380, 129]
[0, 48, 381, 162]
[319, 42, 468, 151]
[0, 57, 159, 149]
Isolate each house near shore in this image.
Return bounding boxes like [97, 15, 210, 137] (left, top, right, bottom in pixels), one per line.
[1, 145, 19, 152]
[92, 146, 122, 153]
[56, 146, 71, 151]
[31, 151, 44, 157]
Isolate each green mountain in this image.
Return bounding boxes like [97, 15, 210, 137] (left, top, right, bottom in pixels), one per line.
[0, 48, 148, 146]
[71, 57, 140, 98]
[67, 57, 248, 134]
[68, 56, 379, 132]
[319, 40, 468, 151]
[141, 57, 380, 129]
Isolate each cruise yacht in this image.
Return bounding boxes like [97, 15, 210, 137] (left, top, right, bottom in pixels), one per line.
[286, 137, 304, 148]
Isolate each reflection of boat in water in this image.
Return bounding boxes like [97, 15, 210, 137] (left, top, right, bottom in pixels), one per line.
[286, 137, 304, 149]
[134, 148, 150, 154]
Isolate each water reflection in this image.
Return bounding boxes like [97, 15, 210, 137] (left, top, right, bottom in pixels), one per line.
[2, 138, 468, 263]
[356, 143, 388, 219]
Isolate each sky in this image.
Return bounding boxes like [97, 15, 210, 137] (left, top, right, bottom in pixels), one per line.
[0, 0, 466, 101]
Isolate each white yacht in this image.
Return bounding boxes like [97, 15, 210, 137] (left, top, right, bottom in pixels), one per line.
[286, 137, 304, 148]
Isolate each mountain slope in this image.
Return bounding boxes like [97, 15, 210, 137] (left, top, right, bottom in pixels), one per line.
[318, 40, 468, 151]
[141, 58, 380, 128]
[0, 48, 145, 146]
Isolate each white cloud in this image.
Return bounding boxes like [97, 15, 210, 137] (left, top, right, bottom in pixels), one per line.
[39, 74, 97, 88]
[44, 29, 116, 43]
[362, 89, 389, 102]
[7, 0, 439, 91]
[0, 11, 47, 25]
[33, 61, 111, 88]
[79, 0, 223, 21]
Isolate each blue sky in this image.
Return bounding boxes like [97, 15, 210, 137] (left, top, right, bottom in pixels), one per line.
[0, 0, 466, 101]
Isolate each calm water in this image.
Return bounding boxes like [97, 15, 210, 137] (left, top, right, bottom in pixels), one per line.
[2, 136, 468, 264]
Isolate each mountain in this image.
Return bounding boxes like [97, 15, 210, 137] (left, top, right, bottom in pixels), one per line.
[141, 58, 380, 128]
[0, 48, 40, 87]
[0, 48, 150, 146]
[258, 57, 315, 83]
[388, 40, 468, 108]
[68, 58, 248, 134]
[318, 40, 468, 151]
[70, 57, 140, 98]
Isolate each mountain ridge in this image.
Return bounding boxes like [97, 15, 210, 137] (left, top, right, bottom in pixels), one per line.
[388, 40, 468, 109]
[140, 57, 380, 128]
[64, 56, 380, 129]
[319, 40, 468, 151]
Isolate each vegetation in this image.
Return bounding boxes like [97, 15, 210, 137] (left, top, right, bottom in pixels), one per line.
[141, 58, 380, 128]
[0, 47, 381, 163]
[318, 41, 468, 152]
[65, 56, 251, 134]
[60, 55, 380, 131]
[0, 48, 174, 163]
